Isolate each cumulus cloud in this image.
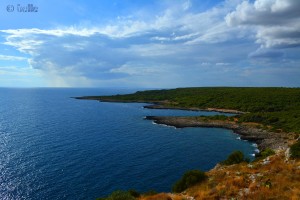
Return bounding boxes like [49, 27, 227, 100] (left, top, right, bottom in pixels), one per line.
[1, 28, 177, 86]
[1, 0, 299, 87]
[226, 0, 300, 48]
[1, 1, 245, 87]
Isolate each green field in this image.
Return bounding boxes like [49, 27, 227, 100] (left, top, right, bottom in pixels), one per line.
[90, 87, 300, 134]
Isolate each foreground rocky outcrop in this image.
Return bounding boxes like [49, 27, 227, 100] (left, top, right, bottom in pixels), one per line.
[145, 116, 295, 151]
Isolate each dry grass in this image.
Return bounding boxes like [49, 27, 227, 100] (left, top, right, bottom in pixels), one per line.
[141, 151, 300, 200]
[138, 193, 190, 200]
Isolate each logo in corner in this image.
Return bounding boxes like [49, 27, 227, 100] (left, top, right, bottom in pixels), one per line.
[6, 5, 14, 12]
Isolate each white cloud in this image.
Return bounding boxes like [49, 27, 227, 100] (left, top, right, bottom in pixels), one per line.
[1, 0, 299, 87]
[1, 27, 102, 37]
[0, 55, 27, 61]
[183, 0, 192, 11]
[1, 1, 244, 87]
[226, 0, 300, 48]
[216, 62, 230, 66]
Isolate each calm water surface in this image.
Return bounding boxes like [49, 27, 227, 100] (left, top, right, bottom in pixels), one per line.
[0, 88, 256, 200]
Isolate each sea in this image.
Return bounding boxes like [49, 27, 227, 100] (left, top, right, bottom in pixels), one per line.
[0, 88, 257, 200]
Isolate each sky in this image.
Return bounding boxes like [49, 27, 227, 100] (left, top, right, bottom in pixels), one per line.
[0, 0, 299, 88]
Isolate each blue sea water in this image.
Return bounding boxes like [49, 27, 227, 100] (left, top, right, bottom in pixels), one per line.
[0, 88, 256, 200]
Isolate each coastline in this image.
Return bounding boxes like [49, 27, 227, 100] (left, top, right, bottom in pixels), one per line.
[145, 116, 293, 152]
[75, 96, 294, 152]
[74, 91, 300, 199]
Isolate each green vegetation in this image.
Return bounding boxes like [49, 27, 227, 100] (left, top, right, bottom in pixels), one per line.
[97, 190, 136, 200]
[172, 170, 207, 193]
[254, 148, 276, 161]
[128, 189, 140, 198]
[202, 115, 229, 121]
[220, 151, 248, 165]
[290, 140, 300, 159]
[94, 87, 300, 133]
[260, 148, 275, 158]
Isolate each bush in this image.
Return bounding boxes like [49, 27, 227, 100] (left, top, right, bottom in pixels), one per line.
[97, 190, 136, 200]
[172, 170, 207, 193]
[208, 115, 228, 120]
[128, 189, 140, 198]
[261, 148, 275, 158]
[221, 151, 246, 165]
[290, 140, 300, 159]
[254, 148, 276, 161]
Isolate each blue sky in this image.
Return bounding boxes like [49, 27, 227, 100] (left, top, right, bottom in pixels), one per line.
[0, 0, 299, 88]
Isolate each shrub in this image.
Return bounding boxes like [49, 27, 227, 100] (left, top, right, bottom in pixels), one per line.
[128, 189, 140, 198]
[254, 148, 276, 161]
[172, 170, 207, 193]
[97, 190, 136, 200]
[209, 115, 228, 120]
[290, 140, 300, 159]
[221, 151, 246, 165]
[261, 148, 275, 158]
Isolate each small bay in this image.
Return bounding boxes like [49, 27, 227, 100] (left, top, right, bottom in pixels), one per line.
[0, 88, 256, 200]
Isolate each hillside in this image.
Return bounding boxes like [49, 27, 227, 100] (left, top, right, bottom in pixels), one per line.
[138, 150, 300, 200]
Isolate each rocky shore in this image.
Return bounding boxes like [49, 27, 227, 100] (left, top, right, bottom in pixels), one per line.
[76, 96, 294, 151]
[145, 116, 294, 151]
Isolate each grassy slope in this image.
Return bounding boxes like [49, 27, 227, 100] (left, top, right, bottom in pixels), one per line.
[139, 151, 300, 200]
[93, 87, 300, 133]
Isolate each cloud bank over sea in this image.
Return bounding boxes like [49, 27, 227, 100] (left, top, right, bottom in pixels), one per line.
[0, 0, 299, 87]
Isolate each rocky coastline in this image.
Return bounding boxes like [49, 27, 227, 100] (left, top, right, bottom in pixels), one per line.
[145, 116, 293, 151]
[76, 96, 294, 151]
